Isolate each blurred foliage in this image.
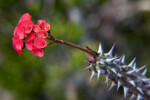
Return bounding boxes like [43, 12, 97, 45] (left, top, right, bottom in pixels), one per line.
[50, 16, 84, 43]
[0, 0, 150, 100]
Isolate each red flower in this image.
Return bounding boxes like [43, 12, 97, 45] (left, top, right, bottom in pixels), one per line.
[27, 32, 36, 41]
[40, 23, 50, 32]
[25, 40, 34, 51]
[12, 37, 24, 50]
[19, 20, 34, 34]
[37, 20, 50, 31]
[33, 25, 41, 33]
[13, 25, 25, 39]
[34, 37, 47, 49]
[19, 13, 31, 24]
[12, 37, 24, 56]
[32, 48, 44, 57]
[38, 30, 48, 38]
[13, 43, 23, 56]
[13, 13, 51, 57]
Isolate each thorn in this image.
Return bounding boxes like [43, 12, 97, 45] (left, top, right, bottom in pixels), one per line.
[128, 58, 136, 67]
[117, 81, 122, 91]
[142, 69, 147, 76]
[142, 78, 150, 82]
[98, 43, 103, 54]
[109, 82, 116, 91]
[97, 70, 101, 82]
[136, 65, 147, 72]
[117, 73, 122, 78]
[85, 64, 92, 70]
[136, 94, 143, 100]
[127, 69, 136, 74]
[105, 43, 115, 57]
[121, 55, 125, 63]
[99, 60, 104, 65]
[111, 68, 117, 74]
[105, 76, 109, 86]
[122, 65, 126, 68]
[105, 57, 116, 63]
[123, 86, 129, 98]
[129, 80, 136, 87]
[137, 87, 144, 94]
[117, 56, 123, 62]
[130, 94, 136, 100]
[133, 63, 136, 70]
[89, 71, 97, 83]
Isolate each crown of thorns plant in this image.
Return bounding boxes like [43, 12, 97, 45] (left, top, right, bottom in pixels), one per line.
[12, 13, 150, 100]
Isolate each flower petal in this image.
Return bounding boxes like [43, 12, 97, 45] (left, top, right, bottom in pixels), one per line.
[32, 48, 44, 57]
[34, 37, 47, 49]
[19, 13, 32, 24]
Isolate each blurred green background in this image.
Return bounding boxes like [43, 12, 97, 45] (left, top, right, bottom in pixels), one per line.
[0, 0, 150, 100]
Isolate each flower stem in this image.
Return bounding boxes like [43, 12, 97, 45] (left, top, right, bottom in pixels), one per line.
[47, 36, 99, 57]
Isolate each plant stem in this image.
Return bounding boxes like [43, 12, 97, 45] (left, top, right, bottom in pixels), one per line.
[47, 41, 55, 45]
[47, 37, 98, 57]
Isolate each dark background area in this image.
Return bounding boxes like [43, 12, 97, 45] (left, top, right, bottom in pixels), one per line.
[0, 0, 150, 100]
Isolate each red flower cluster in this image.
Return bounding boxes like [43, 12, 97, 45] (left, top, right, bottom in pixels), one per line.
[12, 13, 50, 57]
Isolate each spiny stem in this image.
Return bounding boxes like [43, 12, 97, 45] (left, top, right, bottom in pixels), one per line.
[47, 36, 98, 57]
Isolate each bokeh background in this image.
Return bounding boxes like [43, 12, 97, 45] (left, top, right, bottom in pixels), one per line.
[0, 0, 150, 100]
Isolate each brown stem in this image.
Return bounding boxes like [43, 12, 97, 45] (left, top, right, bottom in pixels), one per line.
[47, 37, 98, 57]
[47, 41, 55, 45]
